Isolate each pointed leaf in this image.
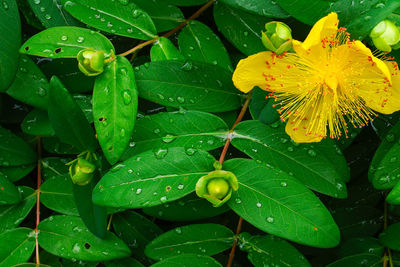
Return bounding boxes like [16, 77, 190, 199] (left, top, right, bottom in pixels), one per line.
[21, 26, 114, 58]
[92, 147, 215, 208]
[48, 76, 97, 152]
[38, 215, 130, 261]
[0, 173, 21, 205]
[150, 37, 185, 62]
[225, 158, 340, 248]
[150, 254, 222, 267]
[380, 222, 400, 250]
[0, 228, 36, 267]
[145, 224, 233, 260]
[21, 109, 55, 136]
[231, 120, 348, 198]
[93, 56, 138, 164]
[218, 0, 289, 18]
[121, 110, 228, 160]
[326, 254, 381, 267]
[135, 60, 242, 112]
[62, 0, 157, 39]
[0, 164, 35, 183]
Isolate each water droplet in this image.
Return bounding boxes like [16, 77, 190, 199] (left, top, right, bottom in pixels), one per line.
[77, 36, 85, 43]
[119, 0, 129, 5]
[36, 87, 47, 97]
[127, 169, 133, 174]
[390, 156, 397, 163]
[216, 80, 222, 87]
[34, 0, 40, 4]
[154, 148, 168, 159]
[160, 196, 167, 203]
[181, 61, 193, 71]
[129, 141, 136, 147]
[72, 243, 81, 253]
[162, 134, 176, 143]
[175, 227, 182, 234]
[120, 129, 125, 137]
[153, 128, 161, 134]
[40, 6, 45, 12]
[375, 3, 385, 8]
[122, 91, 132, 105]
[336, 183, 343, 191]
[61, 35, 68, 41]
[45, 14, 52, 20]
[251, 148, 257, 153]
[364, 16, 371, 21]
[177, 96, 185, 103]
[308, 149, 316, 157]
[212, 60, 217, 65]
[20, 67, 27, 73]
[157, 93, 165, 100]
[266, 217, 274, 223]
[235, 198, 242, 204]
[127, 28, 133, 33]
[111, 164, 125, 172]
[107, 22, 113, 28]
[386, 134, 395, 142]
[280, 138, 288, 144]
[132, 9, 142, 18]
[256, 202, 262, 208]
[280, 181, 287, 187]
[189, 46, 194, 50]
[185, 147, 197, 156]
[243, 31, 249, 36]
[243, 44, 248, 48]
[287, 146, 294, 152]
[136, 188, 142, 194]
[207, 139, 214, 145]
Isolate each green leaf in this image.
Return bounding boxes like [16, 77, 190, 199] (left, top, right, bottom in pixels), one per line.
[0, 173, 21, 205]
[225, 158, 340, 248]
[369, 120, 400, 189]
[48, 76, 97, 152]
[0, 164, 35, 183]
[135, 60, 242, 112]
[41, 157, 70, 180]
[21, 109, 55, 136]
[105, 258, 145, 267]
[380, 222, 400, 250]
[218, 0, 289, 18]
[40, 174, 78, 216]
[275, 0, 330, 25]
[112, 211, 163, 264]
[249, 87, 280, 125]
[92, 147, 215, 208]
[150, 37, 185, 62]
[132, 0, 184, 32]
[387, 180, 400, 204]
[150, 254, 222, 267]
[346, 0, 400, 40]
[142, 193, 230, 222]
[42, 137, 80, 155]
[326, 254, 382, 267]
[178, 20, 233, 71]
[27, 0, 82, 28]
[332, 206, 383, 240]
[74, 94, 94, 123]
[38, 215, 130, 261]
[0, 187, 36, 233]
[93, 56, 138, 164]
[6, 55, 49, 110]
[214, 2, 267, 56]
[121, 110, 228, 160]
[238, 234, 311, 267]
[145, 224, 233, 261]
[0, 0, 21, 92]
[62, 0, 157, 39]
[157, 0, 207, 6]
[40, 58, 95, 94]
[338, 237, 384, 258]
[231, 120, 348, 198]
[20, 26, 114, 58]
[328, 0, 382, 27]
[0, 125, 36, 167]
[0, 228, 36, 267]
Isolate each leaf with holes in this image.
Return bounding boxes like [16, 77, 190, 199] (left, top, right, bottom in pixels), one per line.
[178, 20, 232, 71]
[145, 224, 234, 260]
[121, 110, 228, 160]
[0, 125, 36, 167]
[0, 187, 36, 233]
[48, 76, 97, 152]
[135, 60, 242, 112]
[225, 158, 340, 248]
[0, 0, 21, 92]
[231, 120, 349, 198]
[37, 215, 130, 261]
[20, 26, 114, 58]
[93, 56, 138, 165]
[62, 0, 156, 40]
[92, 147, 215, 208]
[0, 228, 36, 266]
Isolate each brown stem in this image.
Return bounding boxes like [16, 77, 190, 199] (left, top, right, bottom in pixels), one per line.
[383, 194, 393, 267]
[118, 0, 216, 57]
[227, 217, 244, 267]
[35, 137, 42, 265]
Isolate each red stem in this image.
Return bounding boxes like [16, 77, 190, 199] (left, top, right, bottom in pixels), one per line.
[35, 137, 42, 265]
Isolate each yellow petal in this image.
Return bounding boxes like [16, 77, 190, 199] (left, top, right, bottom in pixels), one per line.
[285, 116, 324, 143]
[232, 51, 273, 93]
[302, 12, 339, 50]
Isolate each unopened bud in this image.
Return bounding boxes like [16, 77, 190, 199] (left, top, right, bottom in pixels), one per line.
[69, 158, 96, 186]
[370, 20, 400, 52]
[262, 21, 292, 54]
[77, 48, 105, 76]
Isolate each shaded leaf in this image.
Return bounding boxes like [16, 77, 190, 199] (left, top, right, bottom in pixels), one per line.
[0, 173, 21, 205]
[150, 254, 222, 267]
[219, 0, 289, 18]
[0, 228, 36, 267]
[21, 109, 55, 136]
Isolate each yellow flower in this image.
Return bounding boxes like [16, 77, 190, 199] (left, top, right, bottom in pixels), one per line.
[233, 12, 400, 143]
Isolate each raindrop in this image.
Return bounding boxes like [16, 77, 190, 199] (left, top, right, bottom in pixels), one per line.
[77, 36, 85, 43]
[132, 9, 142, 18]
[243, 44, 248, 48]
[162, 134, 176, 143]
[287, 146, 294, 152]
[235, 198, 242, 204]
[280, 181, 287, 187]
[153, 128, 161, 134]
[336, 183, 343, 190]
[256, 202, 262, 208]
[177, 96, 185, 103]
[127, 28, 133, 33]
[2, 2, 8, 10]
[212, 60, 218, 65]
[375, 3, 385, 8]
[251, 148, 258, 153]
[45, 14, 51, 20]
[181, 61, 193, 71]
[386, 134, 395, 142]
[364, 16, 371, 21]
[175, 227, 182, 234]
[61, 35, 68, 41]
[177, 184, 184, 190]
[72, 243, 81, 253]
[216, 80, 222, 87]
[157, 93, 165, 100]
[308, 149, 316, 157]
[107, 22, 113, 28]
[280, 138, 288, 144]
[189, 46, 195, 50]
[34, 0, 40, 4]
[160, 196, 167, 203]
[129, 141, 136, 147]
[266, 217, 274, 223]
[390, 156, 397, 163]
[36, 87, 47, 97]
[243, 31, 249, 36]
[185, 147, 197, 156]
[119, 0, 129, 5]
[154, 148, 168, 159]
[136, 188, 142, 194]
[122, 91, 132, 105]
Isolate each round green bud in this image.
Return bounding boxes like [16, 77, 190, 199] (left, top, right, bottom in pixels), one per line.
[262, 21, 292, 54]
[77, 48, 105, 76]
[207, 178, 230, 199]
[69, 158, 96, 186]
[370, 20, 400, 52]
[195, 170, 239, 207]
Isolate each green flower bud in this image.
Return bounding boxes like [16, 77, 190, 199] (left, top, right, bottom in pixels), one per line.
[195, 169, 238, 207]
[370, 20, 400, 52]
[77, 48, 105, 76]
[69, 158, 96, 186]
[262, 21, 292, 55]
